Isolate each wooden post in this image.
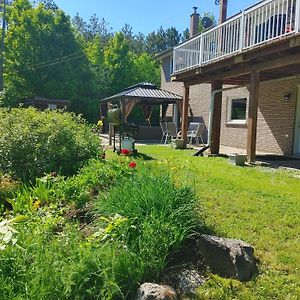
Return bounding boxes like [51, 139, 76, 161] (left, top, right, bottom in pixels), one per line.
[210, 80, 223, 154]
[247, 71, 260, 163]
[209, 0, 227, 154]
[181, 83, 190, 146]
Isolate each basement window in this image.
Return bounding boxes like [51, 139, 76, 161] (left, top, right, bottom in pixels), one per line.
[227, 97, 247, 124]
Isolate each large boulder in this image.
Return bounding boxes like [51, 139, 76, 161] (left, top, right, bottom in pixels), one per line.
[136, 283, 177, 300]
[196, 234, 258, 281]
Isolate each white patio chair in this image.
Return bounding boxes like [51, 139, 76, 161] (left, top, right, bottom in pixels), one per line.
[160, 122, 167, 143]
[165, 122, 178, 144]
[187, 123, 205, 145]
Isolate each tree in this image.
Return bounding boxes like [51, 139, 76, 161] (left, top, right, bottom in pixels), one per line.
[133, 53, 160, 86]
[33, 0, 58, 10]
[3, 0, 97, 120]
[72, 13, 112, 45]
[145, 26, 181, 56]
[103, 32, 136, 95]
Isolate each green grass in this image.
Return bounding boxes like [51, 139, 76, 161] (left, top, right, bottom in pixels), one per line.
[133, 145, 300, 299]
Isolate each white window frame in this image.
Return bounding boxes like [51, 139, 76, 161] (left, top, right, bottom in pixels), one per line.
[226, 97, 247, 125]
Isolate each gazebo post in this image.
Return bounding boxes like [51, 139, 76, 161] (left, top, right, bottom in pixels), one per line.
[120, 98, 126, 124]
[108, 102, 113, 146]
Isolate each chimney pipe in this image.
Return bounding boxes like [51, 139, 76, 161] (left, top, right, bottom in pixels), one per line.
[190, 6, 200, 37]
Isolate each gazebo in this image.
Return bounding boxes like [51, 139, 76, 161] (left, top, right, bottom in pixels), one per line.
[100, 82, 183, 141]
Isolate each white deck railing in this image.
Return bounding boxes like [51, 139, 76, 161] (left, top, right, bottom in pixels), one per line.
[173, 0, 300, 74]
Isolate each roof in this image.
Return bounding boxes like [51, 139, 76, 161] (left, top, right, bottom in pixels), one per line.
[100, 82, 182, 104]
[23, 96, 70, 105]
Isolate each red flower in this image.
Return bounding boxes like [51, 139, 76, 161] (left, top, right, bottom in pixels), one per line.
[128, 161, 137, 169]
[121, 149, 130, 155]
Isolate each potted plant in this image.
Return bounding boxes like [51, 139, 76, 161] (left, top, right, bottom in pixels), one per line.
[173, 138, 186, 149]
[228, 153, 247, 166]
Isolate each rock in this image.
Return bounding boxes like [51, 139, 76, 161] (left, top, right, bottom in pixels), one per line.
[136, 283, 177, 300]
[175, 268, 206, 295]
[162, 267, 206, 296]
[196, 234, 258, 281]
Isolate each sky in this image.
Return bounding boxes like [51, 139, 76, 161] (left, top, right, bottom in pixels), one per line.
[55, 0, 257, 35]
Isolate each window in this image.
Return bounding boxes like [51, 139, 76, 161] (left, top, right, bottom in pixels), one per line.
[48, 104, 57, 110]
[227, 98, 247, 124]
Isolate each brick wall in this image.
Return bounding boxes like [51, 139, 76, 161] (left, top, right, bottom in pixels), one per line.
[160, 54, 299, 155]
[257, 78, 299, 155]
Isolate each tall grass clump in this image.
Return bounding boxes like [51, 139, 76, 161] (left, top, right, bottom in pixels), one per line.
[94, 169, 203, 295]
[0, 108, 101, 181]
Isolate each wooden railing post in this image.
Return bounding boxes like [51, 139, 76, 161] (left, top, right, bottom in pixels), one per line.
[247, 71, 260, 163]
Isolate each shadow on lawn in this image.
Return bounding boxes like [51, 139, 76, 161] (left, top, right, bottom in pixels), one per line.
[133, 152, 156, 161]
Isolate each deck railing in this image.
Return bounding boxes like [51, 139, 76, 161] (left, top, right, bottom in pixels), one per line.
[173, 0, 300, 74]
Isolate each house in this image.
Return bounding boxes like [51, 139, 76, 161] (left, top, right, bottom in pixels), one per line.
[22, 96, 70, 110]
[158, 0, 300, 161]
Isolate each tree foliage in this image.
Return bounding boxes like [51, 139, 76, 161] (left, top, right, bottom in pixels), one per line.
[3, 0, 95, 117]
[1, 0, 213, 123]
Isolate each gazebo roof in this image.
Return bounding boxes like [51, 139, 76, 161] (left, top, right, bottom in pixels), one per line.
[100, 82, 182, 104]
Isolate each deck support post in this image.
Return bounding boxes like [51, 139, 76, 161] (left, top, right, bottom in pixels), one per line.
[247, 71, 260, 163]
[210, 80, 223, 154]
[181, 83, 190, 147]
[296, 0, 300, 32]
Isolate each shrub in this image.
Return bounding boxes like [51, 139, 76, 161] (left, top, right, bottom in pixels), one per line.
[93, 169, 203, 296]
[0, 108, 101, 181]
[9, 159, 133, 214]
[0, 167, 203, 299]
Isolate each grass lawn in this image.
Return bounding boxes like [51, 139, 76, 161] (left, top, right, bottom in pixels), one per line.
[126, 145, 300, 299]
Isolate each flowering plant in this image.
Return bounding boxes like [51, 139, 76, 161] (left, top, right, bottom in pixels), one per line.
[128, 161, 137, 169]
[121, 149, 130, 156]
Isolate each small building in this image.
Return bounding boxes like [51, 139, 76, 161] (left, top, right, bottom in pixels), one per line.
[21, 96, 70, 110]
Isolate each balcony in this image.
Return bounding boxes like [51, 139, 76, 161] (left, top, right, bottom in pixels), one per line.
[173, 0, 300, 74]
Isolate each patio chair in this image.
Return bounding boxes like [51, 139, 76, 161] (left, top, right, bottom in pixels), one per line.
[187, 123, 205, 145]
[165, 122, 178, 144]
[160, 122, 167, 143]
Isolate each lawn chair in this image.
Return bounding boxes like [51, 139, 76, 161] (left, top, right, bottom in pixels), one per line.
[160, 122, 167, 143]
[165, 122, 178, 144]
[187, 123, 205, 145]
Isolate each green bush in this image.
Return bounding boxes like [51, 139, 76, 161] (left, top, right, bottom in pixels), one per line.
[0, 108, 101, 181]
[0, 167, 203, 299]
[9, 159, 133, 214]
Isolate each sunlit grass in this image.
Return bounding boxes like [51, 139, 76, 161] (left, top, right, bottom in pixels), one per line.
[133, 145, 300, 299]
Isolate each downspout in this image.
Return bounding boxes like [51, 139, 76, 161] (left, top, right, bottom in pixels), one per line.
[207, 85, 241, 148]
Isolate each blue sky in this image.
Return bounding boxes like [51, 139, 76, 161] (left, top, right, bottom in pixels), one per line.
[55, 0, 256, 35]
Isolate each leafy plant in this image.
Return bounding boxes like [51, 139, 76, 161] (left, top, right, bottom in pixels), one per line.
[0, 174, 19, 214]
[94, 169, 203, 296]
[0, 108, 102, 181]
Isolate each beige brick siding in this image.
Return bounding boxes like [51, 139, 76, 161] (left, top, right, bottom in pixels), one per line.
[160, 55, 299, 155]
[257, 78, 299, 155]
